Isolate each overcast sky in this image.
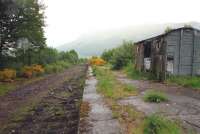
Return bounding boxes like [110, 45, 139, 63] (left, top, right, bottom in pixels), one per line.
[44, 0, 200, 47]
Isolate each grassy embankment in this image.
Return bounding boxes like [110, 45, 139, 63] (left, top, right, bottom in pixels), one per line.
[94, 65, 182, 134]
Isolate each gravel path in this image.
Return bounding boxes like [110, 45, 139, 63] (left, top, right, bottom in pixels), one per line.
[115, 72, 200, 134]
[79, 67, 121, 134]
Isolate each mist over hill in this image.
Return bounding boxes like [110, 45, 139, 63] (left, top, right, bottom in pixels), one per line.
[57, 22, 200, 57]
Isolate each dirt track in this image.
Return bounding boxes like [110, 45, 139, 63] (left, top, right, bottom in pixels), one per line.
[0, 64, 88, 134]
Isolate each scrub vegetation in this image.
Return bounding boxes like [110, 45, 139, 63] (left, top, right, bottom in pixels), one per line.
[93, 66, 137, 99]
[93, 66, 144, 133]
[143, 90, 168, 103]
[167, 75, 200, 90]
[94, 66, 182, 134]
[101, 41, 135, 70]
[124, 63, 152, 80]
[144, 114, 181, 134]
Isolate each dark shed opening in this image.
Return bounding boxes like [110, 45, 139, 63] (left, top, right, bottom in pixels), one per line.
[144, 42, 151, 58]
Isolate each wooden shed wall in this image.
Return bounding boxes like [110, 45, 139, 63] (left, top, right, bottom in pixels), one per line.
[135, 28, 200, 78]
[193, 30, 200, 75]
[151, 38, 166, 80]
[135, 43, 144, 71]
[166, 29, 200, 76]
[166, 31, 180, 75]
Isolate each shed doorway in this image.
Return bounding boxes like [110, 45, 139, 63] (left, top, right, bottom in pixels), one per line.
[143, 42, 151, 70]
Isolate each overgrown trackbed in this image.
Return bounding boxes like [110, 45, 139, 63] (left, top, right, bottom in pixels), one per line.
[116, 72, 200, 134]
[0, 64, 88, 134]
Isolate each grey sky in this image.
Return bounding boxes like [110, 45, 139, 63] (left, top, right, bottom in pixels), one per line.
[43, 0, 200, 47]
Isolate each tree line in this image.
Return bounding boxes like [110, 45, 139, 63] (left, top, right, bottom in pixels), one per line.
[0, 0, 80, 71]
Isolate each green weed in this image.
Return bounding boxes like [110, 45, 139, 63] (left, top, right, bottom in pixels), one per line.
[143, 90, 168, 103]
[144, 114, 181, 134]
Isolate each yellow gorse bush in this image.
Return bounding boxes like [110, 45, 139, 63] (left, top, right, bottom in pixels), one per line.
[89, 57, 106, 66]
[32, 65, 45, 73]
[0, 69, 16, 82]
[22, 64, 44, 78]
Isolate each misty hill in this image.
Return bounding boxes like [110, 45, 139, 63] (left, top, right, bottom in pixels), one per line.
[58, 22, 200, 57]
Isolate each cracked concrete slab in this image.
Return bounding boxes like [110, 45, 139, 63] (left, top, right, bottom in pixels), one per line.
[116, 72, 200, 134]
[79, 67, 121, 134]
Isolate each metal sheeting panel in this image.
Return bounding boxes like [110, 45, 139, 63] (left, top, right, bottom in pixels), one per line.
[166, 31, 180, 75]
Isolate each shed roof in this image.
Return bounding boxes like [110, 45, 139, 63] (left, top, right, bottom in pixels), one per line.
[135, 27, 200, 44]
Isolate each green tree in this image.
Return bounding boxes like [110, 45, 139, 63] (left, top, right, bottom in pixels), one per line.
[0, 0, 19, 68]
[101, 41, 134, 70]
[0, 0, 46, 68]
[15, 0, 46, 65]
[101, 49, 114, 62]
[68, 50, 79, 64]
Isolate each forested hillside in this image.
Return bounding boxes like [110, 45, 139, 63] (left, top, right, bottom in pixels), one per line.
[58, 22, 200, 57]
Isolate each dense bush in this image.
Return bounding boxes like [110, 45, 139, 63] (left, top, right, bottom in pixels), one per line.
[21, 65, 44, 78]
[0, 69, 16, 82]
[101, 41, 134, 70]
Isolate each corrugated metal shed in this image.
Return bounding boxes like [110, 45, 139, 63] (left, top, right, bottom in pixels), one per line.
[134, 27, 200, 81]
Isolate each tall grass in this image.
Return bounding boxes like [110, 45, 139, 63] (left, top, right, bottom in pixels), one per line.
[124, 63, 154, 80]
[93, 66, 137, 99]
[45, 61, 71, 74]
[167, 75, 200, 90]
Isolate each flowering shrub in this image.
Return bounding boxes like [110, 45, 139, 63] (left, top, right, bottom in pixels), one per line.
[32, 65, 45, 74]
[22, 64, 44, 78]
[89, 57, 106, 66]
[0, 69, 16, 82]
[22, 66, 33, 78]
